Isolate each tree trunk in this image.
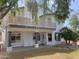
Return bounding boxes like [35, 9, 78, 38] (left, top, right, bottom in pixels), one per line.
[69, 40, 71, 44]
[74, 41, 77, 45]
[66, 40, 67, 44]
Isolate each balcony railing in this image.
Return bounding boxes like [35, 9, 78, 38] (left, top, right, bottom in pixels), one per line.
[8, 16, 56, 28]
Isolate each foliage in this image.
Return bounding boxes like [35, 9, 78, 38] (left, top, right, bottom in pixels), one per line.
[76, 31, 79, 40]
[60, 27, 73, 41]
[55, 0, 71, 23]
[0, 0, 73, 22]
[42, 0, 49, 14]
[0, 0, 18, 19]
[69, 14, 78, 32]
[60, 27, 79, 42]
[71, 32, 78, 41]
[27, 0, 73, 23]
[27, 0, 38, 24]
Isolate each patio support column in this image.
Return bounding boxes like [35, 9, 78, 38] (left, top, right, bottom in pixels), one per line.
[40, 32, 45, 45]
[8, 32, 12, 47]
[52, 31, 56, 45]
[3, 28, 13, 53]
[45, 33, 48, 45]
[2, 27, 9, 51]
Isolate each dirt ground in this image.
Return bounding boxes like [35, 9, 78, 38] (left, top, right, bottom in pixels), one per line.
[6, 47, 74, 59]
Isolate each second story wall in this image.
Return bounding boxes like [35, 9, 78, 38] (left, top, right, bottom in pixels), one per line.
[1, 0, 56, 29]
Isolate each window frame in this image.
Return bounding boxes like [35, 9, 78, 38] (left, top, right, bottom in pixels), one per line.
[10, 32, 21, 43]
[48, 33, 52, 42]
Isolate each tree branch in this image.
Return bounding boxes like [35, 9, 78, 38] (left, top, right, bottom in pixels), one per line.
[0, 0, 18, 19]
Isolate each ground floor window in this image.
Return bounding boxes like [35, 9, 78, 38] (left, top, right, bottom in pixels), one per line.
[10, 32, 21, 43]
[48, 33, 52, 42]
[33, 32, 40, 41]
[55, 32, 61, 41]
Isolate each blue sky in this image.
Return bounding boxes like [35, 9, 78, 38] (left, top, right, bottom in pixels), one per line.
[71, 0, 79, 13]
[64, 0, 79, 27]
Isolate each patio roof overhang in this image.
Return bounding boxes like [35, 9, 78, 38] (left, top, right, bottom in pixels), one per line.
[8, 24, 56, 32]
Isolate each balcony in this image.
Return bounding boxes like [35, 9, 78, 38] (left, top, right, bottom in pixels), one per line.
[7, 16, 56, 29]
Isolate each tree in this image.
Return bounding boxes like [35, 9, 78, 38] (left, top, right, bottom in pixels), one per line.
[54, 0, 72, 23]
[60, 27, 78, 45]
[27, 0, 72, 23]
[71, 32, 78, 42]
[27, 0, 38, 24]
[0, 0, 18, 19]
[69, 14, 78, 32]
[76, 31, 79, 40]
[0, 0, 74, 22]
[60, 27, 73, 44]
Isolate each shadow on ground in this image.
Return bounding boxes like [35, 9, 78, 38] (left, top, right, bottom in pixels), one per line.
[6, 47, 75, 59]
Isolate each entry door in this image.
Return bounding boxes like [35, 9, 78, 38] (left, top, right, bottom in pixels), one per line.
[46, 33, 53, 45]
[33, 32, 40, 44]
[40, 33, 46, 45]
[48, 33, 52, 42]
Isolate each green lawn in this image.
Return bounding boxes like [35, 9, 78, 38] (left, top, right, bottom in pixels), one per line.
[6, 47, 79, 59]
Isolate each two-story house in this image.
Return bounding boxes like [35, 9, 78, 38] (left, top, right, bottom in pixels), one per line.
[0, 0, 63, 52]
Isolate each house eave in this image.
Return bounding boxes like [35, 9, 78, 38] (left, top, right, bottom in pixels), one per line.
[9, 24, 56, 30]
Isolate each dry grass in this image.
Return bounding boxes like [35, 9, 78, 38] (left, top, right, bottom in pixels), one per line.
[26, 53, 70, 59]
[6, 48, 74, 59]
[70, 49, 79, 59]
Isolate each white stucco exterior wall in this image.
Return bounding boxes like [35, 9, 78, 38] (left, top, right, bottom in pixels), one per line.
[22, 32, 34, 47]
[51, 31, 57, 45]
[11, 32, 58, 47]
[45, 31, 57, 46]
[2, 28, 8, 47]
[11, 32, 34, 47]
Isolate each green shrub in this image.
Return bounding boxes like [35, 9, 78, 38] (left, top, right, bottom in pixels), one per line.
[60, 27, 78, 44]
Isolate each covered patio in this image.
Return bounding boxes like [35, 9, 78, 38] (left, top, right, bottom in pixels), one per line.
[6, 24, 56, 48]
